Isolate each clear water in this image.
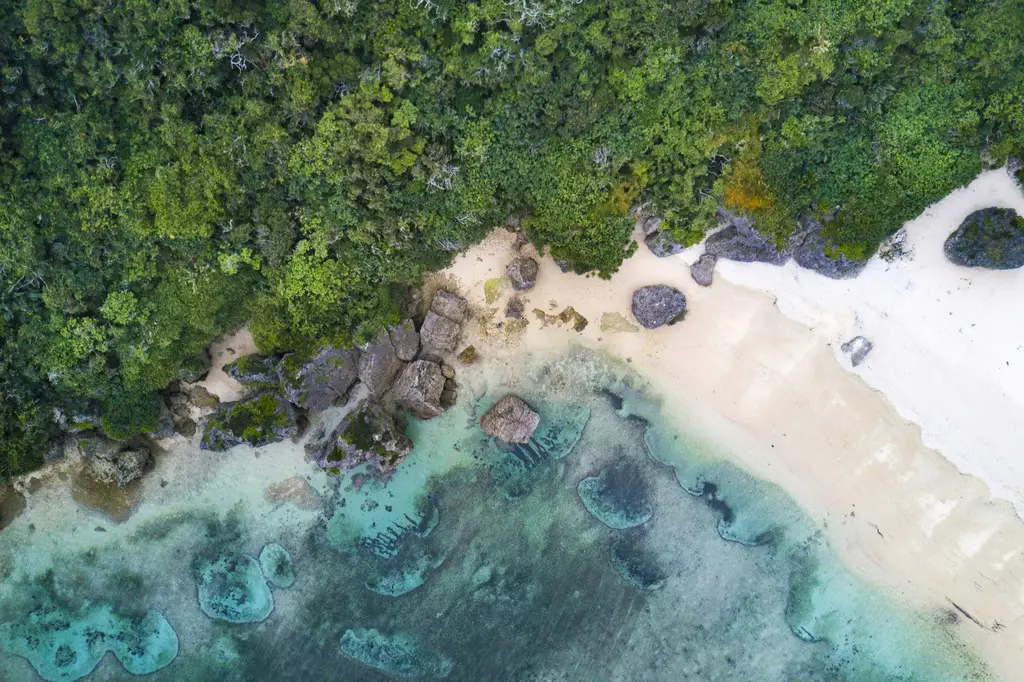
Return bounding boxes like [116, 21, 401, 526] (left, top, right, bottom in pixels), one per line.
[0, 346, 988, 681]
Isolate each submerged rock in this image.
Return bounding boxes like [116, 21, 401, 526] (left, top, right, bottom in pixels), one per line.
[358, 329, 404, 397]
[196, 553, 274, 623]
[258, 543, 295, 588]
[430, 290, 469, 324]
[420, 312, 460, 354]
[610, 534, 666, 591]
[506, 257, 539, 291]
[278, 346, 360, 412]
[364, 552, 441, 597]
[841, 336, 873, 367]
[690, 253, 717, 287]
[457, 346, 478, 365]
[631, 285, 686, 329]
[480, 395, 540, 443]
[224, 354, 280, 387]
[645, 231, 687, 258]
[200, 392, 299, 451]
[388, 319, 421, 362]
[394, 360, 446, 419]
[340, 628, 453, 678]
[944, 207, 1024, 269]
[577, 463, 654, 529]
[0, 601, 178, 682]
[305, 400, 413, 472]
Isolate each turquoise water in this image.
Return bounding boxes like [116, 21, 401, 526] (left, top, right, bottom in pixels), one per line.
[0, 347, 988, 681]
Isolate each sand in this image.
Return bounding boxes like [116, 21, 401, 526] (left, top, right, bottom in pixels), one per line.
[439, 211, 1024, 679]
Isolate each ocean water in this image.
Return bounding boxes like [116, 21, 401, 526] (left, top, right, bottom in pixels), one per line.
[0, 346, 988, 681]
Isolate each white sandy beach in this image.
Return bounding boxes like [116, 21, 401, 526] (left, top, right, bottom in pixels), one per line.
[437, 173, 1024, 679]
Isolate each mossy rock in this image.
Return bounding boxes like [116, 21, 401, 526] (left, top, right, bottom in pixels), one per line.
[278, 346, 360, 412]
[944, 207, 1024, 269]
[305, 401, 413, 473]
[224, 354, 281, 387]
[200, 392, 299, 451]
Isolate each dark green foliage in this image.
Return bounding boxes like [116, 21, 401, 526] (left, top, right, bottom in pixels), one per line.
[0, 0, 1021, 477]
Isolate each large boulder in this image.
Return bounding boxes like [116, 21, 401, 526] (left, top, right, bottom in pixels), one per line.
[358, 330, 404, 398]
[430, 291, 469, 324]
[200, 392, 300, 451]
[789, 219, 868, 279]
[75, 433, 150, 488]
[645, 231, 687, 258]
[704, 225, 789, 265]
[419, 312, 460, 354]
[388, 319, 420, 362]
[690, 253, 717, 287]
[480, 395, 540, 443]
[944, 207, 1024, 269]
[631, 285, 686, 329]
[305, 401, 413, 473]
[278, 346, 360, 412]
[506, 257, 539, 291]
[393, 360, 445, 419]
[225, 354, 281, 387]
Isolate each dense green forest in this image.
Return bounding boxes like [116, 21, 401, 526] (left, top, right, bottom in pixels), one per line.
[1, 0, 1022, 479]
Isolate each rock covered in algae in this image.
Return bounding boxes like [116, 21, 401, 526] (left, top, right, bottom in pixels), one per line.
[577, 463, 654, 529]
[305, 400, 413, 472]
[480, 395, 540, 443]
[599, 312, 639, 333]
[75, 433, 150, 488]
[0, 601, 178, 682]
[196, 553, 275, 623]
[258, 542, 295, 588]
[364, 552, 441, 597]
[200, 391, 299, 451]
[340, 628, 453, 678]
[224, 354, 281, 387]
[944, 207, 1024, 269]
[506, 256, 539, 290]
[610, 535, 666, 591]
[278, 345, 361, 412]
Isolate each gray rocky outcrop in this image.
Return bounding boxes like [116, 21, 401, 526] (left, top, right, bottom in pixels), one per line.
[305, 400, 413, 473]
[278, 346, 360, 412]
[506, 257, 539, 291]
[640, 215, 663, 236]
[690, 254, 717, 287]
[480, 395, 540, 443]
[704, 215, 789, 265]
[789, 218, 868, 279]
[430, 290, 469, 324]
[200, 392, 300, 451]
[440, 379, 458, 408]
[358, 330, 404, 397]
[388, 319, 420, 361]
[840, 336, 873, 367]
[944, 207, 1024, 269]
[75, 433, 150, 487]
[631, 285, 686, 329]
[645, 231, 687, 258]
[420, 312, 460, 354]
[225, 355, 281, 386]
[394, 360, 446, 419]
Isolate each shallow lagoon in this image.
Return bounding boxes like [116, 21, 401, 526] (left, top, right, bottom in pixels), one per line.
[0, 346, 987, 681]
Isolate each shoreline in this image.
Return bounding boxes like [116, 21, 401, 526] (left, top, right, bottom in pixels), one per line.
[440, 224, 1024, 679]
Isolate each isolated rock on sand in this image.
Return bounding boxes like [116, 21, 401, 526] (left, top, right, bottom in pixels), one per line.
[430, 290, 470, 324]
[278, 346, 360, 412]
[359, 329, 404, 397]
[388, 319, 420, 361]
[420, 312, 461, 354]
[481, 396, 540, 443]
[944, 207, 1024, 269]
[394, 360, 446, 419]
[225, 354, 281, 387]
[200, 392, 300, 451]
[631, 285, 686, 329]
[789, 218, 868, 279]
[690, 253, 717, 287]
[506, 257, 539, 290]
[841, 336, 873, 367]
[305, 400, 413, 472]
[645, 230, 687, 258]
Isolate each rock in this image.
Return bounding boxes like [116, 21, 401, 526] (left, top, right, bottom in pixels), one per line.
[789, 218, 868, 279]
[640, 215, 663, 236]
[175, 417, 197, 438]
[577, 462, 653, 529]
[690, 253, 717, 287]
[200, 392, 300, 451]
[278, 346, 360, 412]
[258, 543, 295, 588]
[393, 360, 446, 419]
[440, 378, 458, 408]
[150, 401, 177, 440]
[645, 231, 686, 257]
[419, 312, 460, 354]
[555, 260, 570, 273]
[599, 312, 639, 333]
[505, 296, 526, 320]
[704, 211, 789, 265]
[340, 628, 454, 679]
[840, 336, 873, 367]
[358, 330, 404, 397]
[81, 436, 150, 489]
[944, 207, 1024, 269]
[440, 364, 455, 380]
[1, 483, 27, 532]
[196, 553, 275, 624]
[506, 257, 539, 291]
[457, 346, 478, 364]
[177, 350, 211, 383]
[224, 354, 280, 386]
[305, 400, 413, 472]
[610, 534, 666, 591]
[631, 285, 686, 329]
[430, 290, 469, 324]
[480, 395, 539, 443]
[187, 385, 220, 411]
[388, 319, 420, 362]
